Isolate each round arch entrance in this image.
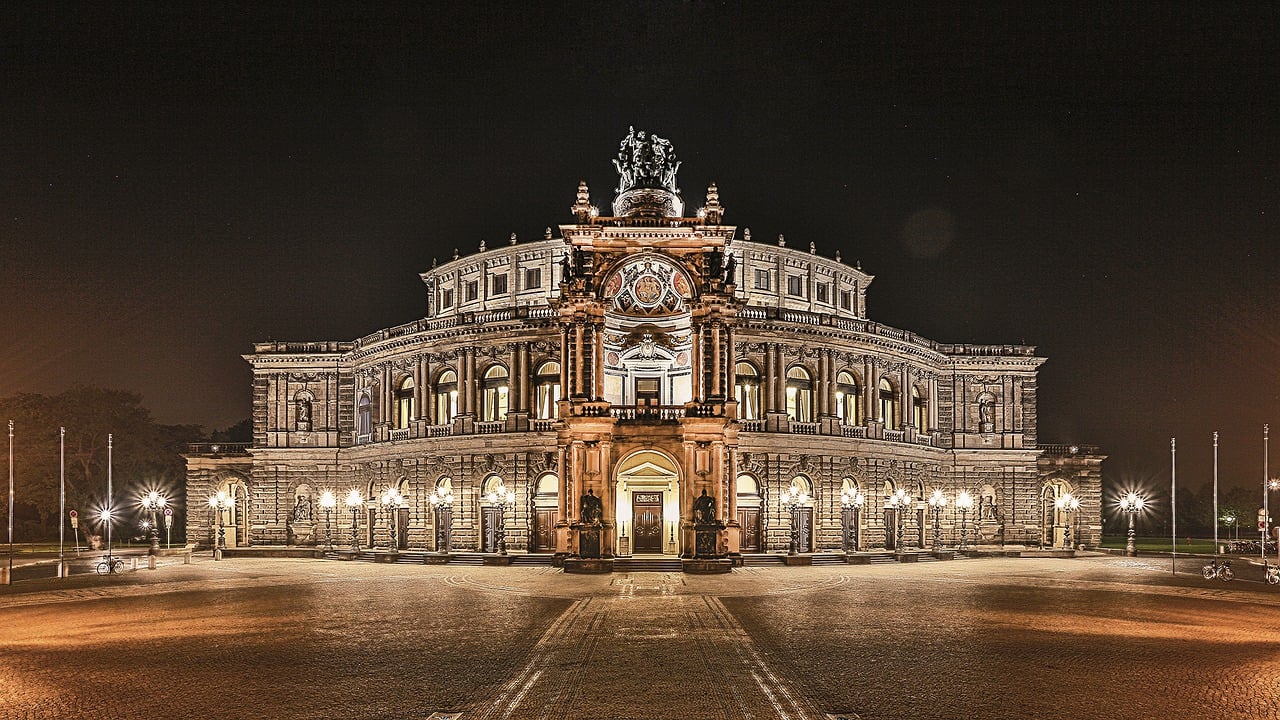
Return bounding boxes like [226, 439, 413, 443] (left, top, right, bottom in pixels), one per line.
[614, 449, 681, 555]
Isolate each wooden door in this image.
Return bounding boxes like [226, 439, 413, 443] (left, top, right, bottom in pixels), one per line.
[434, 507, 453, 551]
[367, 508, 378, 548]
[797, 507, 813, 552]
[396, 508, 410, 549]
[482, 506, 501, 552]
[632, 493, 664, 553]
[883, 508, 896, 550]
[737, 508, 761, 551]
[532, 508, 556, 552]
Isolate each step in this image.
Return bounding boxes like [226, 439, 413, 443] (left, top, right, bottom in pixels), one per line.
[741, 553, 786, 567]
[449, 553, 487, 566]
[614, 557, 683, 573]
[509, 553, 554, 566]
[867, 553, 897, 564]
[811, 553, 847, 566]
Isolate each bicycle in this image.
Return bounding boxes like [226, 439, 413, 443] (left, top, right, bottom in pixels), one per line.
[95, 555, 125, 576]
[1265, 564, 1280, 586]
[1201, 558, 1234, 581]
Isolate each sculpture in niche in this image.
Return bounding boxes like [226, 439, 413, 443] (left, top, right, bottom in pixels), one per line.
[977, 393, 995, 433]
[291, 493, 313, 522]
[693, 489, 716, 524]
[296, 396, 312, 432]
[580, 489, 603, 525]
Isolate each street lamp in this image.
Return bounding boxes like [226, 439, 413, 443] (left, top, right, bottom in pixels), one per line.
[1118, 491, 1146, 557]
[486, 482, 511, 555]
[780, 483, 809, 556]
[885, 488, 910, 552]
[379, 487, 404, 552]
[1222, 513, 1237, 542]
[318, 490, 336, 552]
[140, 490, 167, 558]
[840, 488, 865, 553]
[956, 490, 974, 551]
[345, 489, 363, 551]
[1056, 492, 1080, 549]
[429, 485, 455, 553]
[207, 490, 233, 560]
[927, 489, 947, 551]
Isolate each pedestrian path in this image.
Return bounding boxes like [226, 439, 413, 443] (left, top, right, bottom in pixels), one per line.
[471, 573, 825, 720]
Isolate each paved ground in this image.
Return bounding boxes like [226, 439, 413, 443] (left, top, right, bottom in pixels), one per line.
[2, 554, 1278, 719]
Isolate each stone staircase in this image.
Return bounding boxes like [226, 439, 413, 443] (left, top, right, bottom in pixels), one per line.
[741, 553, 786, 567]
[510, 553, 555, 567]
[810, 553, 847, 566]
[614, 556, 683, 572]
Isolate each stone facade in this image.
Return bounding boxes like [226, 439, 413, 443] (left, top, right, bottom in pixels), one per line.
[185, 130, 1104, 558]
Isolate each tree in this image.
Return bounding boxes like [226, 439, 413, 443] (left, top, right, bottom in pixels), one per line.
[0, 385, 202, 539]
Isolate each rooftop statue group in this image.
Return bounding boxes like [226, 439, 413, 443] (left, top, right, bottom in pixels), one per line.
[614, 126, 681, 194]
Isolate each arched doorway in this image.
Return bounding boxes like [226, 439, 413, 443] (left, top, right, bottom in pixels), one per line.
[1041, 479, 1074, 548]
[736, 474, 763, 551]
[213, 474, 251, 548]
[614, 449, 681, 555]
[531, 473, 558, 552]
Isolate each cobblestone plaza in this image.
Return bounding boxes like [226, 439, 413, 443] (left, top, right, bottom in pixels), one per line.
[3, 555, 1277, 719]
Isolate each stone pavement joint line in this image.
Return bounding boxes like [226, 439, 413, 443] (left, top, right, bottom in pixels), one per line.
[472, 574, 824, 720]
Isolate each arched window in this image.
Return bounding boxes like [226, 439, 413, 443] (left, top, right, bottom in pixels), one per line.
[433, 370, 458, 425]
[533, 361, 561, 419]
[357, 393, 371, 436]
[480, 365, 509, 422]
[785, 366, 814, 422]
[393, 376, 415, 429]
[912, 385, 927, 434]
[878, 378, 899, 428]
[735, 361, 761, 420]
[835, 370, 862, 425]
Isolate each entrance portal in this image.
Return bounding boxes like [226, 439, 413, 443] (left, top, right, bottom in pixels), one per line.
[632, 492, 664, 553]
[614, 449, 681, 556]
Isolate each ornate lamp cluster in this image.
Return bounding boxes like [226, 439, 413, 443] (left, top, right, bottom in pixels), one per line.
[839, 488, 865, 553]
[486, 483, 511, 555]
[781, 484, 809, 556]
[1056, 492, 1081, 549]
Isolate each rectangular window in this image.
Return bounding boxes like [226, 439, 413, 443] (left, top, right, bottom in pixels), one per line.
[525, 267, 542, 290]
[840, 290, 853, 311]
[815, 283, 829, 304]
[754, 269, 770, 291]
[441, 289, 454, 308]
[786, 275, 804, 297]
[492, 273, 508, 296]
[465, 280, 479, 302]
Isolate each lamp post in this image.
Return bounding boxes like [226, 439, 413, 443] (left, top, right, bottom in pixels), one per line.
[429, 486, 455, 553]
[207, 490, 233, 560]
[840, 489, 865, 553]
[379, 487, 404, 552]
[1223, 513, 1236, 542]
[345, 490, 363, 551]
[1118, 491, 1145, 557]
[781, 483, 808, 556]
[1056, 492, 1080, 549]
[318, 490, 336, 552]
[140, 490, 167, 558]
[956, 490, 974, 551]
[927, 489, 947, 551]
[486, 482, 511, 555]
[886, 488, 910, 552]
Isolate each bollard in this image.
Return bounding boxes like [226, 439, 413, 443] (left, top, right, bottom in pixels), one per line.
[184, 551, 192, 565]
[130, 557, 138, 571]
[149, 555, 157, 570]
[0, 566, 8, 585]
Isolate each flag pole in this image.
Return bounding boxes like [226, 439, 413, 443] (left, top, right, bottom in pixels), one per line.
[59, 427, 65, 578]
[7, 420, 13, 586]
[1171, 437, 1176, 576]
[1213, 431, 1219, 555]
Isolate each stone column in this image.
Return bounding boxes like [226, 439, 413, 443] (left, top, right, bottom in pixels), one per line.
[711, 322, 722, 398]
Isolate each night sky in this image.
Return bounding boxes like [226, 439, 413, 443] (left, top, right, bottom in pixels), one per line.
[4, 4, 1277, 492]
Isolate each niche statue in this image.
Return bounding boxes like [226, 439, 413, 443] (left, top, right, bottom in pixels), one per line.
[692, 489, 716, 525]
[580, 489, 603, 525]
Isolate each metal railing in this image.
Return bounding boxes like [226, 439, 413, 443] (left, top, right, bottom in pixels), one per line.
[186, 442, 252, 454]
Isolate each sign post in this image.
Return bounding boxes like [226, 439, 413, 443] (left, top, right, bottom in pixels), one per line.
[163, 507, 173, 550]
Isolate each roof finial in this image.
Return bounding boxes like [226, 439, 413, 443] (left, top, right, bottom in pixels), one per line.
[744, 227, 751, 242]
[509, 232, 518, 245]
[544, 227, 553, 240]
[702, 182, 724, 224]
[778, 233, 786, 247]
[453, 248, 459, 260]
[835, 250, 842, 263]
[571, 180, 593, 221]
[431, 257, 438, 269]
[479, 238, 487, 252]
[809, 241, 816, 255]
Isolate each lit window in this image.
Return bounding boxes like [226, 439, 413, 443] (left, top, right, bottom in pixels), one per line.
[534, 362, 561, 419]
[735, 362, 761, 420]
[441, 289, 454, 308]
[912, 385, 928, 434]
[465, 281, 479, 302]
[840, 290, 852, 311]
[815, 283, 829, 304]
[480, 365, 509, 421]
[786, 366, 814, 422]
[433, 371, 458, 425]
[836, 371, 861, 424]
[393, 376, 415, 429]
[878, 378, 899, 428]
